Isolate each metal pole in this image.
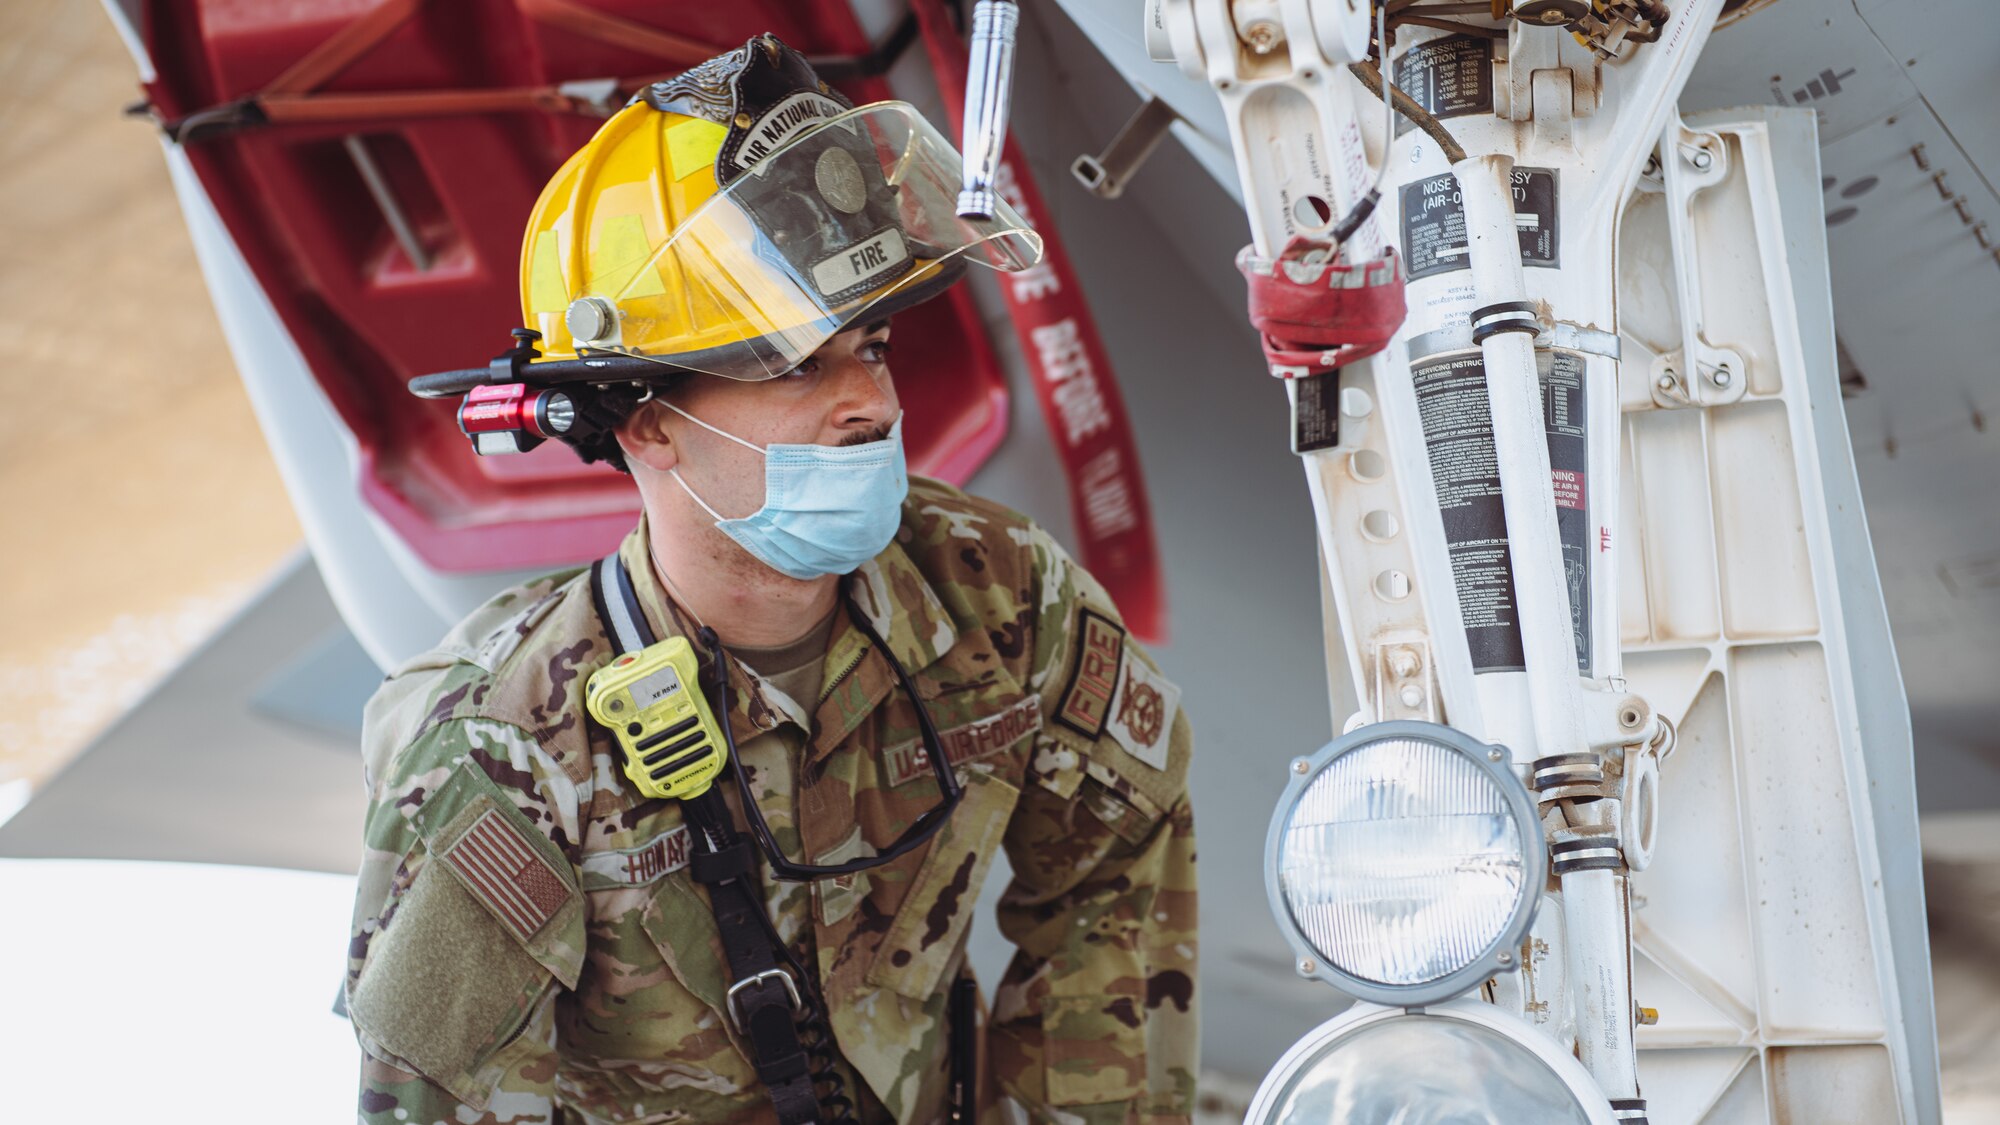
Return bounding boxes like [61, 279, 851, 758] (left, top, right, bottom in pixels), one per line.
[1453, 153, 1585, 762]
[342, 135, 431, 272]
[1456, 151, 1639, 1106]
[956, 0, 1020, 219]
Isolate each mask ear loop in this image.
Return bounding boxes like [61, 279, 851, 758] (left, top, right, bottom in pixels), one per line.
[669, 469, 731, 524]
[661, 400, 768, 454]
[661, 400, 768, 525]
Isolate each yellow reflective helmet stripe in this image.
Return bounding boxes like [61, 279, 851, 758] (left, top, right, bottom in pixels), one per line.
[667, 117, 728, 182]
[591, 215, 666, 300]
[526, 230, 567, 315]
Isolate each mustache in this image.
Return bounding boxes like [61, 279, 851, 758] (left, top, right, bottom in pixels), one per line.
[839, 423, 895, 447]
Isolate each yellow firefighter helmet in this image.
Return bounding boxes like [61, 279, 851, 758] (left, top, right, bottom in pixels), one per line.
[518, 33, 1041, 381]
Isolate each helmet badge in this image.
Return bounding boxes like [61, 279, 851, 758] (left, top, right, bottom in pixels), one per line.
[815, 147, 868, 214]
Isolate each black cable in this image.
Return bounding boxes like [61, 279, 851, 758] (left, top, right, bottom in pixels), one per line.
[797, 1008, 860, 1125]
[701, 610, 961, 883]
[1330, 188, 1382, 246]
[691, 630, 860, 1125]
[1325, 2, 1395, 250]
[1624, 1, 1667, 42]
[1348, 59, 1468, 164]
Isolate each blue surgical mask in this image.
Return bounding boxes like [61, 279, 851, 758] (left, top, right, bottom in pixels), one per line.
[664, 404, 908, 580]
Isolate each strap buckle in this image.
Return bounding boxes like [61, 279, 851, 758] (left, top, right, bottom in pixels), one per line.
[726, 968, 803, 1033]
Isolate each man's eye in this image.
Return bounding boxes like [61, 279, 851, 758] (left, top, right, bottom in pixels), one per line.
[861, 340, 893, 364]
[786, 359, 821, 379]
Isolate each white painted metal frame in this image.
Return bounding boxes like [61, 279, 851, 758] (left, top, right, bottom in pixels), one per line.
[1616, 105, 1936, 1124]
[1154, 1, 1727, 1115]
[1146, 2, 1936, 1121]
[1156, 0, 1486, 739]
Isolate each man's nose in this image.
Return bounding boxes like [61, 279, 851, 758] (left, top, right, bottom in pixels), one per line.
[830, 354, 897, 431]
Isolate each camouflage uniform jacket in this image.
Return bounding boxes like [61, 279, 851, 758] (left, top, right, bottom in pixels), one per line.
[348, 477, 1198, 1125]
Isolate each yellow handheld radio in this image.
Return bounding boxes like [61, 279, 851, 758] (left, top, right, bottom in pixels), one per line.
[585, 636, 729, 800]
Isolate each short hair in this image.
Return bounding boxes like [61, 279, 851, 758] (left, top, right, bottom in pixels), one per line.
[561, 377, 686, 473]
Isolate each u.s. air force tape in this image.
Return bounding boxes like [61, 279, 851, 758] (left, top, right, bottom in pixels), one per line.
[883, 696, 1043, 787]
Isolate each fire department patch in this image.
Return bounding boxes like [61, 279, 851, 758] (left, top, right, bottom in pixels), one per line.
[579, 826, 694, 891]
[1056, 609, 1126, 738]
[1120, 676, 1165, 747]
[443, 808, 573, 941]
[1104, 657, 1180, 772]
[884, 696, 1043, 787]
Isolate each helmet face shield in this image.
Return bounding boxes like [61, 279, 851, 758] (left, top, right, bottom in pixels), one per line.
[541, 101, 1042, 381]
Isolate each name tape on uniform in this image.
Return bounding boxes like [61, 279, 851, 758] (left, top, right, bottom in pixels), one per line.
[580, 825, 694, 889]
[884, 695, 1043, 787]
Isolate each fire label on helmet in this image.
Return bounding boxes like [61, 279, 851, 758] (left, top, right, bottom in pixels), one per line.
[811, 228, 909, 298]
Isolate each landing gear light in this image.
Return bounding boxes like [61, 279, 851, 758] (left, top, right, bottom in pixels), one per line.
[1265, 721, 1543, 1007]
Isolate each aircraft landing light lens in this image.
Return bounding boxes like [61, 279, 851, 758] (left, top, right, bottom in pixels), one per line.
[1278, 735, 1528, 988]
[1262, 1014, 1597, 1125]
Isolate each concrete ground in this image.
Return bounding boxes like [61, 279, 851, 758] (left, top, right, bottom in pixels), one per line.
[0, 0, 300, 796]
[2, 4, 1995, 1122]
[1922, 815, 2000, 1123]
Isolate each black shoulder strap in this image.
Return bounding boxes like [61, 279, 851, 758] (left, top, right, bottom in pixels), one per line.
[590, 553, 657, 655]
[586, 552, 824, 1125]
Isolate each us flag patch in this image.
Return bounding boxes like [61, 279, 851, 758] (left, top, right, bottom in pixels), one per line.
[443, 808, 571, 940]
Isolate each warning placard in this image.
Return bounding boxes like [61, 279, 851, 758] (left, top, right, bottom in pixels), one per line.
[1399, 168, 1559, 282]
[1412, 350, 1591, 674]
[1542, 350, 1591, 674]
[1392, 35, 1494, 136]
[1291, 370, 1341, 453]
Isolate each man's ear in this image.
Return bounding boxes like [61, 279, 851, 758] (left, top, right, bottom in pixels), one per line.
[614, 400, 679, 473]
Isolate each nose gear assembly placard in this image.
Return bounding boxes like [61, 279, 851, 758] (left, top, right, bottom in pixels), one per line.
[1399, 168, 1560, 282]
